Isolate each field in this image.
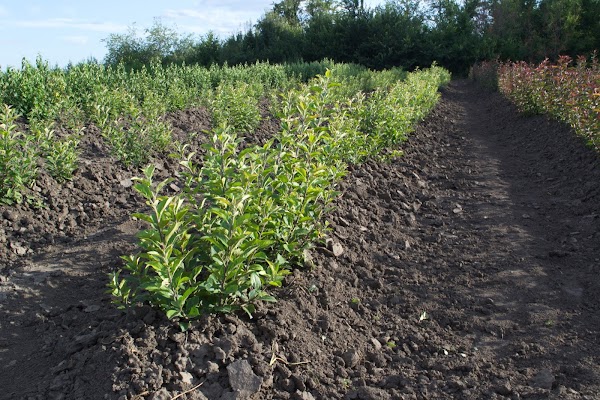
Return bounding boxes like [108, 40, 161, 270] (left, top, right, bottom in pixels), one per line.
[0, 61, 600, 399]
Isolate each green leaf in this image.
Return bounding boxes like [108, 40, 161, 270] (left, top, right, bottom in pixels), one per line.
[166, 309, 180, 319]
[179, 321, 190, 331]
[250, 273, 262, 289]
[132, 213, 154, 224]
[142, 164, 155, 180]
[260, 294, 277, 303]
[241, 303, 255, 319]
[179, 286, 196, 305]
[133, 182, 153, 200]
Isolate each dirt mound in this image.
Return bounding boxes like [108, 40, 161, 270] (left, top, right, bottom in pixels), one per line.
[1, 81, 599, 399]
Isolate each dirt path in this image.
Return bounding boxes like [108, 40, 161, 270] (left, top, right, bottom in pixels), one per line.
[1, 81, 599, 400]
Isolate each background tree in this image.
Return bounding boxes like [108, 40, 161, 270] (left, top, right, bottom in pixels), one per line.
[103, 0, 599, 74]
[339, 0, 365, 18]
[273, 0, 303, 26]
[103, 24, 145, 70]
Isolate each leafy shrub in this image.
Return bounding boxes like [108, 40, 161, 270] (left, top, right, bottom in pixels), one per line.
[110, 131, 287, 327]
[469, 60, 499, 91]
[0, 105, 38, 204]
[497, 55, 600, 150]
[44, 134, 80, 182]
[110, 66, 451, 327]
[362, 65, 450, 156]
[33, 124, 80, 182]
[208, 83, 263, 133]
[0, 57, 67, 121]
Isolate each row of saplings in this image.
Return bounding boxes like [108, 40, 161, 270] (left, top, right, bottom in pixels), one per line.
[109, 67, 451, 330]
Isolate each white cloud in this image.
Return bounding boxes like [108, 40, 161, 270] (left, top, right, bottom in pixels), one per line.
[13, 18, 127, 33]
[178, 0, 270, 13]
[62, 35, 89, 45]
[163, 7, 259, 36]
[163, 9, 205, 19]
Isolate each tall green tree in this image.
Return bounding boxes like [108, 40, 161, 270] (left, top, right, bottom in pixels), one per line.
[578, 0, 600, 54]
[365, 2, 430, 70]
[273, 0, 303, 26]
[102, 0, 599, 73]
[253, 8, 304, 62]
[426, 0, 483, 73]
[339, 0, 365, 17]
[103, 24, 145, 70]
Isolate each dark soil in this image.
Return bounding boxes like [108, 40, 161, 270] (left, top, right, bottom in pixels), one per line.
[1, 81, 599, 400]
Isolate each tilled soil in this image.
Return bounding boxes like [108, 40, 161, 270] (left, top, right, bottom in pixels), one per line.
[1, 81, 599, 400]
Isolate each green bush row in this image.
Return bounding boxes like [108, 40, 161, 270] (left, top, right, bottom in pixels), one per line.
[0, 59, 417, 204]
[0, 105, 79, 204]
[0, 58, 412, 174]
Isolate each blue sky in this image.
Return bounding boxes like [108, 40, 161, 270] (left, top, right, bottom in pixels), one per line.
[0, 0, 385, 69]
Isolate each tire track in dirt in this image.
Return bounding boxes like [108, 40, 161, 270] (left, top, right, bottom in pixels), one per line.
[425, 81, 600, 398]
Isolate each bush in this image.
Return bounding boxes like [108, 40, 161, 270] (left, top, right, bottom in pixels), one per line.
[0, 105, 38, 204]
[469, 60, 499, 91]
[497, 55, 600, 150]
[109, 66, 451, 328]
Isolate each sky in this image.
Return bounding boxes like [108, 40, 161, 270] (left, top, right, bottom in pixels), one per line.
[0, 0, 386, 69]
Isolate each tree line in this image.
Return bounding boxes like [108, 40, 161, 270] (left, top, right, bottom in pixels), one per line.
[103, 0, 600, 74]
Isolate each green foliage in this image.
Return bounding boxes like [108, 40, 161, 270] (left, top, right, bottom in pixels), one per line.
[101, 109, 172, 167]
[34, 124, 80, 183]
[487, 0, 600, 62]
[45, 134, 80, 183]
[103, 19, 184, 71]
[425, 0, 483, 75]
[0, 55, 410, 172]
[0, 57, 66, 120]
[110, 132, 287, 322]
[362, 65, 451, 156]
[208, 83, 263, 133]
[110, 165, 201, 321]
[0, 105, 38, 204]
[0, 105, 80, 202]
[96, 0, 599, 75]
[272, 71, 348, 256]
[110, 66, 450, 325]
